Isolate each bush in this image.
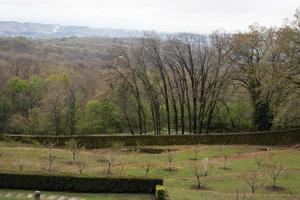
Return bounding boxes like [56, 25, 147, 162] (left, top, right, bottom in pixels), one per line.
[156, 185, 167, 200]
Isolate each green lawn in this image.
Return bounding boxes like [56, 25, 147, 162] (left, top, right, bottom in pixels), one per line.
[0, 141, 300, 200]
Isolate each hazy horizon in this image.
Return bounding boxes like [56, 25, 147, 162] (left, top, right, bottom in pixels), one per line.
[0, 0, 299, 33]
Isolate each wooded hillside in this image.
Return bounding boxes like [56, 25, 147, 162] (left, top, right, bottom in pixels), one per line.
[0, 11, 299, 135]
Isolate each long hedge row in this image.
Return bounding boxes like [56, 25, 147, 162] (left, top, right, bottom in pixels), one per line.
[0, 173, 163, 193]
[1, 129, 300, 148]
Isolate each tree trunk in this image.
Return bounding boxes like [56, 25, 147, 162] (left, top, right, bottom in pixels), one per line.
[197, 177, 201, 189]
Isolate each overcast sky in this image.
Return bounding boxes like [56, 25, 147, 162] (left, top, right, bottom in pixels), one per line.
[0, 0, 299, 33]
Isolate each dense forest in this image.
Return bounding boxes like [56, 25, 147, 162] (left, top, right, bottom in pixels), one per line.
[0, 12, 299, 135]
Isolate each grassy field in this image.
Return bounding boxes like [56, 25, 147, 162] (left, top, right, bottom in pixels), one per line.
[0, 140, 300, 200]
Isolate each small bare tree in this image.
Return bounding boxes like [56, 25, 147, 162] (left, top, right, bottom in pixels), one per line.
[255, 153, 273, 169]
[242, 172, 264, 194]
[103, 153, 119, 175]
[202, 158, 214, 177]
[189, 159, 211, 189]
[13, 155, 25, 171]
[65, 139, 85, 164]
[138, 161, 155, 177]
[254, 157, 266, 170]
[76, 160, 87, 174]
[167, 150, 175, 171]
[115, 164, 128, 176]
[235, 189, 247, 200]
[219, 145, 229, 169]
[266, 162, 286, 190]
[44, 140, 57, 171]
[191, 144, 204, 161]
[0, 143, 2, 157]
[17, 160, 24, 171]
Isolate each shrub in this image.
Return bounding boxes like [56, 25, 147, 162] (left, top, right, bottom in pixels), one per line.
[111, 141, 124, 150]
[156, 185, 167, 200]
[133, 141, 143, 152]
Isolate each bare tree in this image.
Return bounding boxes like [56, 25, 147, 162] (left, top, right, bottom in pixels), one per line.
[0, 143, 2, 158]
[164, 32, 232, 134]
[103, 153, 119, 175]
[235, 189, 247, 200]
[14, 156, 25, 172]
[111, 44, 146, 135]
[65, 139, 85, 164]
[254, 154, 275, 170]
[189, 159, 212, 189]
[242, 171, 264, 194]
[142, 33, 171, 135]
[219, 145, 229, 170]
[138, 161, 155, 177]
[109, 31, 234, 135]
[191, 144, 204, 161]
[115, 164, 128, 176]
[76, 160, 87, 174]
[166, 150, 175, 171]
[44, 140, 57, 171]
[135, 43, 162, 135]
[266, 162, 286, 190]
[202, 158, 214, 177]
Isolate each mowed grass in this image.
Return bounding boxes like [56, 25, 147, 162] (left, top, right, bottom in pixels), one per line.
[0, 141, 300, 200]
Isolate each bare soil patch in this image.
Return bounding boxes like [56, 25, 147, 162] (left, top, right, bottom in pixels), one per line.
[64, 160, 85, 166]
[265, 185, 286, 192]
[163, 167, 178, 172]
[190, 184, 209, 191]
[125, 147, 178, 154]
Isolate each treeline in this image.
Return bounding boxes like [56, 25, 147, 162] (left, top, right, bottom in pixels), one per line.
[0, 11, 300, 135]
[109, 12, 300, 135]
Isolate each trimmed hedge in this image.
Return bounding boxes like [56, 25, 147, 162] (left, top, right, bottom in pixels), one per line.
[0, 173, 163, 194]
[0, 129, 300, 148]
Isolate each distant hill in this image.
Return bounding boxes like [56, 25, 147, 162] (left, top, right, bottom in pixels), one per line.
[0, 21, 144, 38]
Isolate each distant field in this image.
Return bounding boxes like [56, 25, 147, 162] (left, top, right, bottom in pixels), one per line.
[0, 141, 300, 200]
